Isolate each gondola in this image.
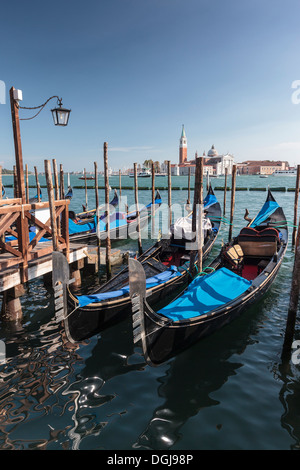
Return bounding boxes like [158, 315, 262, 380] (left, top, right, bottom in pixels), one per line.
[64, 186, 73, 200]
[2, 185, 5, 197]
[68, 189, 162, 245]
[29, 187, 42, 203]
[53, 186, 222, 342]
[129, 189, 288, 366]
[75, 189, 119, 221]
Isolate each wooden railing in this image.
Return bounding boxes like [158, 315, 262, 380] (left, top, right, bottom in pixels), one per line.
[0, 197, 70, 283]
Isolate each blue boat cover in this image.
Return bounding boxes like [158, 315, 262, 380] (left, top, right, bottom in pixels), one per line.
[5, 231, 48, 243]
[187, 192, 217, 219]
[250, 200, 279, 228]
[146, 198, 162, 208]
[69, 218, 95, 234]
[69, 212, 128, 235]
[77, 265, 182, 307]
[158, 267, 252, 321]
[203, 192, 217, 208]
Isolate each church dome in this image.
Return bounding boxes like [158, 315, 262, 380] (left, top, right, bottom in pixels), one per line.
[207, 145, 218, 157]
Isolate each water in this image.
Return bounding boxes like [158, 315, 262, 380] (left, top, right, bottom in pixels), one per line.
[1, 174, 300, 450]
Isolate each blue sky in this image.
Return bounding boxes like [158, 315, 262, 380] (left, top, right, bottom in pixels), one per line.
[1, 0, 300, 172]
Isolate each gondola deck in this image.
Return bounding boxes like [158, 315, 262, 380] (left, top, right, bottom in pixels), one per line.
[129, 189, 288, 366]
[53, 185, 222, 342]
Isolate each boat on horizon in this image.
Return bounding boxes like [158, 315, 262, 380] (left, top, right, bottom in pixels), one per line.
[272, 169, 297, 176]
[129, 168, 151, 178]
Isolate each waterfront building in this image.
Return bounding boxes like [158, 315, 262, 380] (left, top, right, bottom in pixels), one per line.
[237, 160, 289, 175]
[173, 126, 235, 176]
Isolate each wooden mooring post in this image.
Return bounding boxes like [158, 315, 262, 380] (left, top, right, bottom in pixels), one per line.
[197, 157, 204, 274]
[59, 164, 64, 200]
[292, 165, 300, 247]
[151, 162, 155, 236]
[224, 167, 228, 216]
[104, 142, 111, 280]
[52, 159, 60, 201]
[25, 164, 29, 203]
[134, 162, 143, 256]
[44, 160, 58, 252]
[119, 169, 122, 200]
[84, 167, 88, 211]
[1, 284, 26, 322]
[94, 161, 101, 274]
[52, 159, 61, 236]
[189, 154, 201, 276]
[187, 166, 191, 206]
[228, 165, 237, 242]
[168, 160, 172, 230]
[13, 165, 18, 198]
[282, 218, 300, 361]
[34, 166, 41, 202]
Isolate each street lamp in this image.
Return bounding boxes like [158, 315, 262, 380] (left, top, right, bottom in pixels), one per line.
[51, 98, 71, 126]
[9, 86, 71, 204]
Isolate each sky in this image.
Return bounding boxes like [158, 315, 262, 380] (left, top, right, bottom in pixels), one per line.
[1, 0, 300, 172]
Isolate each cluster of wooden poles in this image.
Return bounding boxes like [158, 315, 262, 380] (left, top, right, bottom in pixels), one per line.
[3, 137, 300, 362]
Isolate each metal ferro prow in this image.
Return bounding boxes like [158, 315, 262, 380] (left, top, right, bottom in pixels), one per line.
[128, 258, 146, 344]
[52, 251, 74, 323]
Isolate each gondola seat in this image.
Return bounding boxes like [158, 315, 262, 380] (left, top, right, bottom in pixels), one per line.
[237, 227, 279, 258]
[223, 244, 244, 273]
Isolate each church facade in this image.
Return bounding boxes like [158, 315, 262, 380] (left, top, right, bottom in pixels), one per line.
[171, 125, 235, 176]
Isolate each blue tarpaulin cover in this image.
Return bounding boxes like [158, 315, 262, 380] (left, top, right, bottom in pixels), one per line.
[77, 265, 182, 307]
[250, 200, 279, 228]
[146, 198, 162, 208]
[188, 192, 218, 219]
[203, 192, 217, 208]
[69, 218, 95, 234]
[5, 231, 48, 243]
[158, 267, 252, 321]
[69, 212, 128, 235]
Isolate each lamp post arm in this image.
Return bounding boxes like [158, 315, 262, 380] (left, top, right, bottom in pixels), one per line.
[18, 95, 62, 121]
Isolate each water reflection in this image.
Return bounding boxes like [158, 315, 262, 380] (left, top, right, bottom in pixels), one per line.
[0, 310, 145, 450]
[276, 358, 300, 450]
[62, 318, 145, 449]
[133, 306, 265, 450]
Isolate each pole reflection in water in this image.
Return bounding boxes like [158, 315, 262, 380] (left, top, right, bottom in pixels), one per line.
[0, 277, 144, 450]
[61, 318, 145, 450]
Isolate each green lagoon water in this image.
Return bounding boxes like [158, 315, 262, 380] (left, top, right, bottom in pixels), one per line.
[0, 173, 300, 450]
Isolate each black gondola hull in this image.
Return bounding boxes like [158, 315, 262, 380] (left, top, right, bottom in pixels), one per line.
[134, 190, 288, 366]
[66, 227, 220, 341]
[64, 186, 222, 341]
[141, 252, 285, 366]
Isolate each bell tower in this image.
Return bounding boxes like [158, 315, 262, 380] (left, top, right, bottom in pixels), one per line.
[179, 124, 187, 164]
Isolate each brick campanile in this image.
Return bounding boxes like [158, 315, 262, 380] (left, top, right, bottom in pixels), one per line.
[179, 124, 187, 164]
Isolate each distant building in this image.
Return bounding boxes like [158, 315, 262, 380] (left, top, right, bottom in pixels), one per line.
[237, 160, 289, 175]
[179, 125, 187, 165]
[172, 126, 235, 176]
